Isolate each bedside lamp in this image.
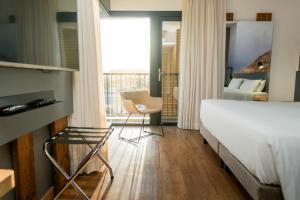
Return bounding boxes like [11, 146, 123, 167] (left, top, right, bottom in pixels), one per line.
[257, 62, 265, 71]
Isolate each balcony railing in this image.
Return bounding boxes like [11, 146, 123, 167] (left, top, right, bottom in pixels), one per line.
[104, 73, 149, 123]
[104, 72, 179, 124]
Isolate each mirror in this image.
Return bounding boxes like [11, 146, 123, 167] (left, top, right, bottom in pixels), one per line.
[224, 21, 274, 101]
[0, 0, 79, 71]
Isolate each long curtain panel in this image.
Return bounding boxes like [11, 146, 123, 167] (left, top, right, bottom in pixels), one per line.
[69, 0, 106, 174]
[178, 0, 226, 130]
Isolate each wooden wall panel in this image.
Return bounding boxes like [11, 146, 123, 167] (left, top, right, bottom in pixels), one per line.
[256, 13, 272, 21]
[12, 133, 36, 200]
[50, 116, 69, 194]
[226, 13, 234, 21]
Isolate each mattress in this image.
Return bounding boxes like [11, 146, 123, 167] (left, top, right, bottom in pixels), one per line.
[224, 87, 268, 100]
[200, 100, 300, 200]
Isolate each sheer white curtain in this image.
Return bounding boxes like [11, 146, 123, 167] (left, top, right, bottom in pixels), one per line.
[178, 0, 226, 130]
[69, 0, 106, 174]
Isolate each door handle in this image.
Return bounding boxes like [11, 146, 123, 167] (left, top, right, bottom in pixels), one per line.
[158, 68, 161, 82]
[158, 68, 167, 82]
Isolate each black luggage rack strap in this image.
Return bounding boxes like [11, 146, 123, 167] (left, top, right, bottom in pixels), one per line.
[44, 126, 114, 200]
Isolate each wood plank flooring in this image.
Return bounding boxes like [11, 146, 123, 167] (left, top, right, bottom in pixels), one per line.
[57, 171, 105, 200]
[99, 127, 250, 200]
[60, 127, 251, 200]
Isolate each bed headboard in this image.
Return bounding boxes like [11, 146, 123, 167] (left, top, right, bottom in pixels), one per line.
[233, 72, 270, 92]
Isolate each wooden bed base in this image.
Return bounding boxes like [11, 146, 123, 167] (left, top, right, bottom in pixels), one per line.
[200, 125, 283, 200]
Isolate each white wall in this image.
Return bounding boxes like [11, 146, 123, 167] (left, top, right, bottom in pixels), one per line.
[111, 0, 182, 11]
[228, 0, 300, 101]
[111, 0, 300, 101]
[57, 0, 76, 12]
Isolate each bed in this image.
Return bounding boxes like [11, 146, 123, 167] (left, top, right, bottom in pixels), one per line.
[200, 100, 300, 200]
[224, 88, 268, 101]
[224, 72, 269, 101]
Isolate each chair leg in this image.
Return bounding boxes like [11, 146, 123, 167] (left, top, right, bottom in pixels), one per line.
[119, 113, 131, 140]
[120, 114, 164, 144]
[138, 114, 145, 144]
[135, 114, 145, 144]
[161, 125, 165, 136]
[143, 123, 165, 137]
[119, 113, 144, 144]
[130, 116, 164, 142]
[127, 114, 146, 144]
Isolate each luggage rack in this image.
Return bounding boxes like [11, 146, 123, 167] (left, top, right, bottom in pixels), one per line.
[44, 126, 114, 200]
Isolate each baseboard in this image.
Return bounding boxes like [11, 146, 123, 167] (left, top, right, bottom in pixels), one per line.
[40, 186, 54, 200]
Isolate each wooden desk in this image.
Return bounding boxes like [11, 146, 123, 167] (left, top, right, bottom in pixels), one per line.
[0, 169, 15, 198]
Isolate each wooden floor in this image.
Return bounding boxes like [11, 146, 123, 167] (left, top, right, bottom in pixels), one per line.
[61, 127, 251, 200]
[57, 171, 105, 200]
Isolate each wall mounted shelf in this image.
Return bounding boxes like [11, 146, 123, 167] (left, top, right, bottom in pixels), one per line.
[0, 61, 78, 72]
[0, 101, 62, 118]
[0, 101, 67, 146]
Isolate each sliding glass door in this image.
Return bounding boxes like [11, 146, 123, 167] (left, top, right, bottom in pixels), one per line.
[103, 12, 182, 125]
[159, 20, 181, 124]
[150, 15, 182, 126]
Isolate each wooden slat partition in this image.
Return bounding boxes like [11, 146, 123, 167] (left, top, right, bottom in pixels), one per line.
[50, 117, 70, 194]
[256, 13, 272, 21]
[12, 133, 36, 200]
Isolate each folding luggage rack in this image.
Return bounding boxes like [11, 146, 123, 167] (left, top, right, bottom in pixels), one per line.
[44, 126, 114, 200]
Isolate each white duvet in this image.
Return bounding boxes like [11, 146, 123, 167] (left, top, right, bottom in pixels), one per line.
[200, 100, 300, 200]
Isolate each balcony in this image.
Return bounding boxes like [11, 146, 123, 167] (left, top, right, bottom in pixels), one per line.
[104, 72, 149, 124]
[104, 72, 178, 124]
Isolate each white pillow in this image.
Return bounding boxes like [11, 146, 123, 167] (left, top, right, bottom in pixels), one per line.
[240, 79, 261, 92]
[228, 78, 244, 89]
[256, 80, 266, 92]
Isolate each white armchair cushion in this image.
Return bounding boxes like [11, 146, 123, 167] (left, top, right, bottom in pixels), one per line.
[240, 79, 261, 92]
[228, 78, 244, 89]
[120, 90, 163, 114]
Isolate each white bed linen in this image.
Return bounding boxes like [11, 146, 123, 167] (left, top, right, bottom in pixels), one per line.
[200, 100, 300, 200]
[224, 87, 268, 100]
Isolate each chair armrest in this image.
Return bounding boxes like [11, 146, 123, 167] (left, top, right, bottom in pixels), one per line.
[123, 100, 140, 114]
